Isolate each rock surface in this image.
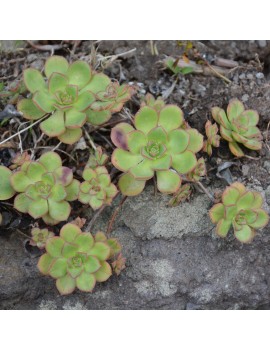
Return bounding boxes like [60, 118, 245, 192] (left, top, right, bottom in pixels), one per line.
[1, 186, 270, 310]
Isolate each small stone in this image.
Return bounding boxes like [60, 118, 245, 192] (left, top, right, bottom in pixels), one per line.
[242, 165, 250, 176]
[263, 161, 270, 172]
[257, 40, 267, 48]
[256, 72, 264, 79]
[239, 73, 246, 80]
[241, 94, 249, 102]
[246, 73, 253, 80]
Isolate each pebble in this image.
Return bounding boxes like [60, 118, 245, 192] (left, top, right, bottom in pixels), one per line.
[246, 73, 253, 80]
[263, 161, 270, 172]
[239, 73, 246, 80]
[241, 94, 249, 102]
[257, 40, 267, 48]
[256, 72, 264, 79]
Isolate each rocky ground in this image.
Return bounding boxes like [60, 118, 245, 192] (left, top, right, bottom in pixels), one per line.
[1, 40, 270, 309]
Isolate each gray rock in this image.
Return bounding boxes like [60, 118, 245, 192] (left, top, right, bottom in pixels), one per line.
[256, 72, 264, 79]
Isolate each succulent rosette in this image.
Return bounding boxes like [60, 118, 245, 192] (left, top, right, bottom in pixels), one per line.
[203, 120, 220, 156]
[30, 227, 55, 249]
[140, 93, 165, 112]
[111, 105, 203, 196]
[10, 151, 80, 225]
[78, 166, 118, 210]
[209, 182, 269, 243]
[211, 99, 262, 157]
[38, 223, 121, 295]
[90, 82, 134, 113]
[17, 56, 126, 144]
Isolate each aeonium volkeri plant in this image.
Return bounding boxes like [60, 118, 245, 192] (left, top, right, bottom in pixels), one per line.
[209, 182, 269, 243]
[211, 99, 263, 157]
[18, 56, 133, 144]
[38, 223, 123, 295]
[10, 151, 80, 225]
[111, 105, 203, 196]
[78, 166, 118, 210]
[30, 227, 55, 249]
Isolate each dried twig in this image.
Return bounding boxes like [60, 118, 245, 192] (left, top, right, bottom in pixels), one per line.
[27, 41, 63, 54]
[0, 115, 48, 146]
[85, 205, 106, 232]
[106, 196, 127, 235]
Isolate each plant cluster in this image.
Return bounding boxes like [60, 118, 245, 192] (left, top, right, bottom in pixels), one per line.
[38, 223, 121, 295]
[17, 56, 133, 144]
[0, 54, 269, 298]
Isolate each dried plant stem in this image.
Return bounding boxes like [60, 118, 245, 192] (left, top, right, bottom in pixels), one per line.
[106, 196, 127, 235]
[196, 181, 216, 202]
[84, 129, 97, 150]
[0, 115, 48, 146]
[85, 205, 106, 232]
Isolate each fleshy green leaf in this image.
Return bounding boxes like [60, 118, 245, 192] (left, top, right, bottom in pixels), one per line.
[234, 225, 254, 243]
[0, 166, 16, 200]
[156, 170, 181, 194]
[76, 272, 96, 292]
[88, 242, 111, 260]
[111, 122, 135, 149]
[10, 171, 33, 192]
[81, 73, 110, 93]
[33, 90, 55, 113]
[236, 191, 254, 210]
[94, 261, 112, 282]
[249, 209, 269, 229]
[58, 128, 82, 144]
[86, 109, 111, 126]
[229, 141, 244, 157]
[26, 162, 46, 181]
[48, 72, 68, 94]
[84, 256, 101, 273]
[112, 149, 143, 172]
[222, 186, 240, 206]
[48, 199, 70, 221]
[37, 253, 55, 275]
[17, 98, 45, 120]
[65, 109, 86, 129]
[73, 233, 94, 252]
[56, 274, 76, 295]
[45, 56, 69, 78]
[46, 237, 65, 257]
[40, 110, 66, 137]
[209, 203, 225, 224]
[73, 91, 95, 111]
[216, 219, 231, 237]
[14, 193, 31, 213]
[28, 198, 48, 218]
[23, 68, 46, 94]
[129, 159, 154, 180]
[186, 129, 203, 153]
[168, 129, 189, 154]
[49, 258, 67, 278]
[67, 61, 91, 89]
[227, 99, 245, 122]
[39, 151, 62, 172]
[60, 223, 81, 243]
[127, 130, 147, 154]
[134, 107, 158, 134]
[158, 105, 183, 132]
[172, 150, 197, 174]
[118, 173, 146, 196]
[61, 243, 78, 258]
[65, 179, 80, 201]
